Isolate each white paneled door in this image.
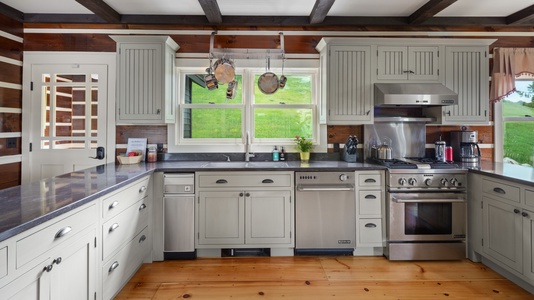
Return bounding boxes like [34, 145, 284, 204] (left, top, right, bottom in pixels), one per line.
[23, 55, 115, 183]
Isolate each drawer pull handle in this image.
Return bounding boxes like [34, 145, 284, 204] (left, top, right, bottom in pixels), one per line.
[139, 235, 147, 243]
[139, 186, 147, 193]
[109, 223, 119, 232]
[365, 223, 377, 228]
[364, 178, 376, 183]
[216, 179, 228, 184]
[493, 187, 506, 194]
[109, 201, 119, 210]
[364, 195, 377, 199]
[55, 226, 72, 239]
[109, 261, 119, 273]
[139, 203, 147, 211]
[262, 179, 274, 184]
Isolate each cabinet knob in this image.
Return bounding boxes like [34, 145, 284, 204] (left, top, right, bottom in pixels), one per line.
[139, 186, 147, 193]
[139, 203, 147, 211]
[514, 209, 520, 214]
[523, 212, 530, 218]
[245, 192, 251, 197]
[139, 235, 147, 243]
[239, 192, 244, 197]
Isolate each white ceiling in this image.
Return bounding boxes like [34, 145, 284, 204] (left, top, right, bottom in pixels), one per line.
[2, 0, 533, 17]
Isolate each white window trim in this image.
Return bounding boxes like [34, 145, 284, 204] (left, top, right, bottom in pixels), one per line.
[168, 58, 325, 154]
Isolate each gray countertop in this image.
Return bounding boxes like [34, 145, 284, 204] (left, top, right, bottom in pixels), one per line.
[465, 161, 534, 187]
[0, 160, 383, 242]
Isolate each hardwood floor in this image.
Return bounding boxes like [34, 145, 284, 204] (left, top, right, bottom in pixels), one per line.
[116, 256, 533, 299]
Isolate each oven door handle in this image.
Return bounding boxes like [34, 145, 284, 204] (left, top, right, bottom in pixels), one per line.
[391, 196, 466, 203]
[297, 185, 354, 192]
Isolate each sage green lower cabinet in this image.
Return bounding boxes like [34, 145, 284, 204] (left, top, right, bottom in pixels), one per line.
[196, 172, 294, 256]
[0, 203, 98, 300]
[469, 173, 534, 293]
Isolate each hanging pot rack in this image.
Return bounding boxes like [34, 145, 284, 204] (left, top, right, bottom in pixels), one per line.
[209, 31, 285, 61]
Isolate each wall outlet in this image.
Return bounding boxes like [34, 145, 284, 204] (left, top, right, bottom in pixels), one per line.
[6, 138, 16, 148]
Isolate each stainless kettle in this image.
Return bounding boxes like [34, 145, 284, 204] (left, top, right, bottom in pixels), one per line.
[377, 143, 392, 160]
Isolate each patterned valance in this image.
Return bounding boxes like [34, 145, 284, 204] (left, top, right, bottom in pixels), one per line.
[490, 48, 534, 102]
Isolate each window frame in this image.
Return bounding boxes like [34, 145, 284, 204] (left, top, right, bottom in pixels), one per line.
[168, 59, 324, 154]
[494, 76, 534, 165]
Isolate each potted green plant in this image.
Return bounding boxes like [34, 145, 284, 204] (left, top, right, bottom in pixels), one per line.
[294, 135, 313, 162]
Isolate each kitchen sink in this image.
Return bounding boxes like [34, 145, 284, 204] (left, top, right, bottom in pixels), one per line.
[201, 161, 289, 168]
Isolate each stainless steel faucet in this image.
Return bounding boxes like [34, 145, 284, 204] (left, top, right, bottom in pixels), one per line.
[245, 131, 255, 162]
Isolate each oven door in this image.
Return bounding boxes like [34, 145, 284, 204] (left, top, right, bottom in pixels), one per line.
[387, 192, 466, 242]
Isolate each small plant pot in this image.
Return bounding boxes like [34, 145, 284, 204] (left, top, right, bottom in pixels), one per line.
[299, 152, 310, 163]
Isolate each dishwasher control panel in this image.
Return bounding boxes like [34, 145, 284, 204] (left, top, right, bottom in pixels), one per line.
[296, 172, 353, 185]
[164, 173, 195, 194]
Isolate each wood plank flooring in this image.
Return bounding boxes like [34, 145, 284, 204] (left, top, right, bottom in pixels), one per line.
[116, 256, 534, 299]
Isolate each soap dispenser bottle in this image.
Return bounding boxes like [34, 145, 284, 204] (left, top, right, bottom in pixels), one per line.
[272, 146, 280, 161]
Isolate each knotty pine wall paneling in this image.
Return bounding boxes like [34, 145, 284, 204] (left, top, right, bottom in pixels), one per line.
[0, 12, 22, 189]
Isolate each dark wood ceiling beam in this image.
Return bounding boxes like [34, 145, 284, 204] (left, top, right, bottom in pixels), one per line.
[198, 0, 222, 24]
[409, 0, 457, 25]
[0, 3, 24, 22]
[309, 0, 336, 24]
[75, 0, 121, 23]
[506, 4, 534, 24]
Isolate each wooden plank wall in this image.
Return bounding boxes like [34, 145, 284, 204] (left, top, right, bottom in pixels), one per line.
[0, 20, 531, 188]
[0, 13, 23, 189]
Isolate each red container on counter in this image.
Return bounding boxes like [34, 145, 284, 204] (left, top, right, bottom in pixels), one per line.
[445, 146, 453, 162]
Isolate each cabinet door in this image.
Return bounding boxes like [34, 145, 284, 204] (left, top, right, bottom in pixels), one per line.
[328, 45, 372, 124]
[198, 191, 244, 245]
[117, 43, 164, 123]
[377, 46, 407, 80]
[245, 190, 292, 245]
[1, 262, 50, 300]
[524, 209, 534, 281]
[442, 47, 488, 124]
[483, 197, 523, 273]
[50, 230, 96, 300]
[407, 47, 440, 81]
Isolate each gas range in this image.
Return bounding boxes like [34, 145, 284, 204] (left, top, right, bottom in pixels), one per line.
[367, 157, 459, 170]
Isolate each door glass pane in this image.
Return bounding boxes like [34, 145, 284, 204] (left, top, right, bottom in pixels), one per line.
[404, 203, 452, 235]
[56, 74, 86, 83]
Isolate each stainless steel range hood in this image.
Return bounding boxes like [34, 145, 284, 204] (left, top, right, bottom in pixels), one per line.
[374, 83, 458, 106]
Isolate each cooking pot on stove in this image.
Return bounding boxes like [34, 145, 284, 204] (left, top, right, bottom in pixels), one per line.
[377, 143, 392, 160]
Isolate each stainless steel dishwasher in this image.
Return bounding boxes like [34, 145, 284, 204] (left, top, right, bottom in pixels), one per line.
[163, 173, 196, 259]
[295, 171, 356, 255]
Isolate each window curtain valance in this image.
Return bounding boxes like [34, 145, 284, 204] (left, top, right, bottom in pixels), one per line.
[490, 48, 534, 102]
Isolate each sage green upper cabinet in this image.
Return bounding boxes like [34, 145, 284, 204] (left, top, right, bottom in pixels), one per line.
[425, 45, 492, 125]
[112, 36, 179, 124]
[316, 39, 373, 125]
[376, 46, 440, 82]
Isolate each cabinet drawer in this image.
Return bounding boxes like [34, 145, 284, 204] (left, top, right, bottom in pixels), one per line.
[102, 197, 150, 260]
[358, 191, 382, 216]
[357, 173, 382, 187]
[358, 218, 383, 245]
[198, 173, 291, 188]
[16, 203, 96, 269]
[103, 226, 150, 300]
[102, 176, 150, 220]
[0, 246, 6, 280]
[482, 178, 520, 203]
[526, 189, 534, 208]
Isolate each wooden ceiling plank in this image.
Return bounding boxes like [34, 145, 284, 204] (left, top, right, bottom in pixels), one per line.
[75, 0, 121, 23]
[198, 0, 222, 24]
[309, 0, 336, 24]
[409, 0, 457, 25]
[506, 4, 534, 24]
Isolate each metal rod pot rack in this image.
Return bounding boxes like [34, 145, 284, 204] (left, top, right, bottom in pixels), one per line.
[209, 32, 285, 60]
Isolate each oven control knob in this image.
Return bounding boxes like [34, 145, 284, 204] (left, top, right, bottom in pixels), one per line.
[339, 174, 349, 181]
[450, 178, 460, 187]
[398, 178, 407, 185]
[425, 178, 433, 186]
[408, 178, 417, 186]
[440, 178, 449, 186]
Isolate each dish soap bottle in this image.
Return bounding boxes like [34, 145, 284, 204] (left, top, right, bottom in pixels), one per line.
[279, 146, 286, 161]
[272, 146, 280, 161]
